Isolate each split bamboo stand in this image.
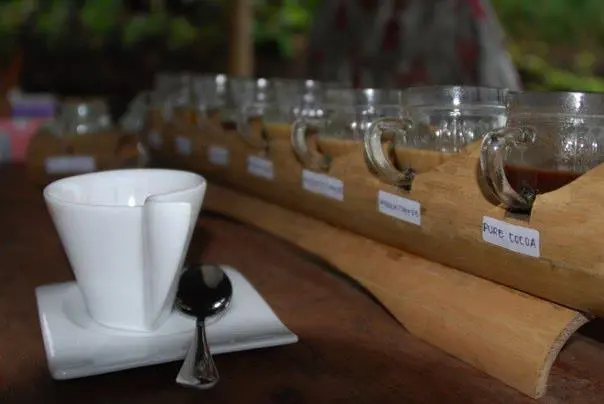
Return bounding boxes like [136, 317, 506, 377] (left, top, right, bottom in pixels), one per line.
[138, 79, 604, 398]
[203, 182, 590, 399]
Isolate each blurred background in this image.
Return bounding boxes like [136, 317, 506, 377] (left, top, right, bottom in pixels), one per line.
[0, 0, 601, 112]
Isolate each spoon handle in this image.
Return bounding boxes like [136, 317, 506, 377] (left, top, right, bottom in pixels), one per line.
[175, 318, 219, 389]
[192, 318, 220, 386]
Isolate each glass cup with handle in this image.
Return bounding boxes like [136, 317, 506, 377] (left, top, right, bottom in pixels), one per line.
[117, 93, 151, 168]
[363, 86, 508, 189]
[281, 79, 350, 145]
[167, 73, 196, 126]
[37, 97, 113, 148]
[185, 74, 230, 145]
[27, 98, 144, 182]
[144, 73, 181, 152]
[236, 78, 305, 151]
[480, 91, 604, 212]
[291, 88, 402, 173]
[188, 75, 255, 172]
[264, 79, 307, 145]
[190, 75, 254, 135]
[291, 79, 349, 119]
[166, 74, 227, 162]
[192, 76, 260, 143]
[287, 79, 349, 157]
[58, 98, 113, 135]
[191, 74, 224, 119]
[238, 79, 350, 153]
[215, 76, 254, 132]
[161, 73, 197, 162]
[144, 89, 169, 152]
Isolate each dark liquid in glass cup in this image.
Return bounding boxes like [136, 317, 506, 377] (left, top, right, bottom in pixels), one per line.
[221, 121, 237, 131]
[503, 165, 582, 198]
[480, 91, 604, 212]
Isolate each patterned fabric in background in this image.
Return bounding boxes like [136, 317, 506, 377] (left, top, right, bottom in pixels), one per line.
[307, 0, 521, 90]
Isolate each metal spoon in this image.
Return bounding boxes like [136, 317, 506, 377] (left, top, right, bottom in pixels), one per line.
[175, 263, 233, 389]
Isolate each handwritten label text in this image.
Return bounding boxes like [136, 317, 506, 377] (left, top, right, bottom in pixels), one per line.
[377, 190, 421, 226]
[302, 170, 344, 201]
[45, 156, 96, 175]
[175, 136, 191, 156]
[482, 216, 540, 258]
[208, 145, 229, 166]
[247, 155, 274, 180]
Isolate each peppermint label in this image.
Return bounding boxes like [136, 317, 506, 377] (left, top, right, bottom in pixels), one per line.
[247, 156, 274, 180]
[377, 190, 421, 226]
[302, 169, 344, 201]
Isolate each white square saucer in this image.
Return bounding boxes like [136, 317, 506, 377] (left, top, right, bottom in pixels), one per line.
[35, 266, 298, 380]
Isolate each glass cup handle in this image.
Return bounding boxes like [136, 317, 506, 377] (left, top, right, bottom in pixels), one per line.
[290, 117, 330, 172]
[236, 106, 269, 150]
[362, 117, 415, 188]
[479, 126, 537, 211]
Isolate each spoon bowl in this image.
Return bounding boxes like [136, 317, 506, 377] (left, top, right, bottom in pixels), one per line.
[176, 264, 232, 317]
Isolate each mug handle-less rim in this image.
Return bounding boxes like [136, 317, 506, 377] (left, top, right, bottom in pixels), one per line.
[236, 105, 269, 150]
[479, 126, 537, 211]
[290, 116, 331, 172]
[362, 117, 415, 188]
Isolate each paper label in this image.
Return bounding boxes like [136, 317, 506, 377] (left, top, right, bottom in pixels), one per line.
[149, 130, 162, 148]
[302, 169, 344, 201]
[175, 136, 191, 156]
[247, 156, 274, 180]
[482, 216, 540, 258]
[45, 155, 96, 175]
[377, 190, 421, 226]
[208, 145, 229, 166]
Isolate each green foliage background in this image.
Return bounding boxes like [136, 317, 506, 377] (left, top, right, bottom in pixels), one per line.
[0, 0, 600, 92]
[255, 0, 604, 91]
[491, 0, 604, 91]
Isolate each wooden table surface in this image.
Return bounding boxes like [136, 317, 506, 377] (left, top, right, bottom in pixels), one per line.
[1, 163, 604, 404]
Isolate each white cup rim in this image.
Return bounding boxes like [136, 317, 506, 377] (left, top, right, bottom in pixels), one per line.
[43, 168, 206, 208]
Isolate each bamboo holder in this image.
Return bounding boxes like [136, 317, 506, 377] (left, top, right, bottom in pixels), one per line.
[154, 115, 602, 398]
[202, 183, 589, 399]
[178, 125, 604, 316]
[25, 128, 142, 186]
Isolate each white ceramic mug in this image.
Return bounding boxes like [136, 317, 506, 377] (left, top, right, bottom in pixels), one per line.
[44, 169, 206, 332]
